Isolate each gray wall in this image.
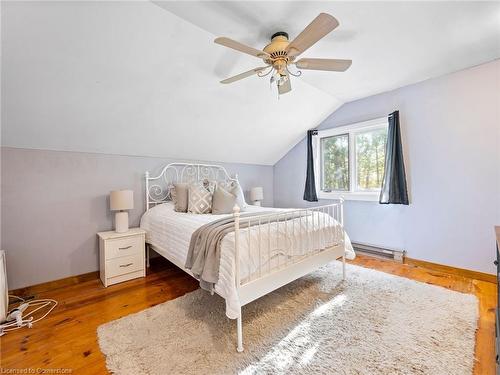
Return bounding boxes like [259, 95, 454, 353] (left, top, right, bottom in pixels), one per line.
[1, 148, 274, 289]
[274, 59, 500, 275]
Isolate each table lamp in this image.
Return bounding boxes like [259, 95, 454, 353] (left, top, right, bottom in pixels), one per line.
[250, 187, 264, 206]
[110, 190, 134, 233]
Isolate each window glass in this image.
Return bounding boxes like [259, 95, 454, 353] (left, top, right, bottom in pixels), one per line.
[321, 134, 349, 191]
[355, 127, 388, 190]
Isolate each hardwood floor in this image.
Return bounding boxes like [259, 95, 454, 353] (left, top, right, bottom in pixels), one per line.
[0, 255, 496, 374]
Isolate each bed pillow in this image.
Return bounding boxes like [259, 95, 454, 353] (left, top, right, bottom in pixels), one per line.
[203, 179, 217, 197]
[172, 183, 189, 212]
[231, 181, 247, 211]
[212, 185, 237, 214]
[188, 182, 213, 214]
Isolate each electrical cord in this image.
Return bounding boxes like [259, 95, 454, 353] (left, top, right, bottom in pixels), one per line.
[0, 295, 57, 336]
[9, 295, 25, 302]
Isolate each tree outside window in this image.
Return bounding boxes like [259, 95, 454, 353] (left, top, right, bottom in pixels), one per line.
[321, 134, 349, 191]
[318, 121, 388, 196]
[355, 128, 387, 190]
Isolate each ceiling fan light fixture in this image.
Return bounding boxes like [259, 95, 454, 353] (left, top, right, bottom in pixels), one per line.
[278, 74, 288, 86]
[214, 13, 351, 96]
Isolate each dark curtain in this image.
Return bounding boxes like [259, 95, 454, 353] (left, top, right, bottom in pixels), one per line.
[303, 129, 318, 202]
[379, 111, 409, 205]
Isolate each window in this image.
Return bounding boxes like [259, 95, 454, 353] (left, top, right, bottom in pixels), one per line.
[321, 134, 349, 191]
[315, 117, 388, 201]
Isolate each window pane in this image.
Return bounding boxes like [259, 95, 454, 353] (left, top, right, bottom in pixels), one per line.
[321, 134, 349, 191]
[355, 127, 388, 190]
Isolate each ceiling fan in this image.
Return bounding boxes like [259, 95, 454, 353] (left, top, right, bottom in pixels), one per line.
[214, 13, 352, 96]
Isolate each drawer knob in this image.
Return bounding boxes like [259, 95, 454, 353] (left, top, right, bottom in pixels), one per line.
[119, 245, 132, 250]
[119, 263, 133, 268]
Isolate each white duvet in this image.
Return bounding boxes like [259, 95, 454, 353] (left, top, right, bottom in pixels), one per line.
[140, 202, 355, 319]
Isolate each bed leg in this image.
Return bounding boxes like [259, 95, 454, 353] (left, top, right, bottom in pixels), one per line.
[146, 245, 150, 268]
[342, 254, 346, 280]
[236, 313, 244, 352]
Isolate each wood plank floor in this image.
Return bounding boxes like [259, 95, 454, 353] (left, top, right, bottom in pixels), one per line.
[0, 255, 496, 374]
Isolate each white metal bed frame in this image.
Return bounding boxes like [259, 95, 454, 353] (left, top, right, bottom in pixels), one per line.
[144, 162, 346, 352]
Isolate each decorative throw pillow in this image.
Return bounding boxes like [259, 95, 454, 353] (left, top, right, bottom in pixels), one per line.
[172, 183, 189, 212]
[201, 179, 216, 194]
[188, 183, 213, 214]
[212, 185, 237, 214]
[231, 181, 247, 211]
[168, 184, 176, 201]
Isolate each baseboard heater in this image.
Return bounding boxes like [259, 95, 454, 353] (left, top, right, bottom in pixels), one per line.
[352, 242, 406, 262]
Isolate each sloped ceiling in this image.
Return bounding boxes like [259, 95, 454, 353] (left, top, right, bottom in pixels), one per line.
[155, 1, 500, 102]
[2, 2, 499, 165]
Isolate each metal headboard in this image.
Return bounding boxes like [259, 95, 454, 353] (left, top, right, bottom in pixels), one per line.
[145, 163, 239, 210]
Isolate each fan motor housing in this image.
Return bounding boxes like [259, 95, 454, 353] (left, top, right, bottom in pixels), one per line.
[263, 31, 292, 66]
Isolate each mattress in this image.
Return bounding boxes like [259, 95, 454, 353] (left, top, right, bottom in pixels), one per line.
[140, 202, 354, 319]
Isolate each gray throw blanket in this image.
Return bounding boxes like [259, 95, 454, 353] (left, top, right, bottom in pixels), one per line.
[185, 211, 309, 292]
[185, 212, 270, 292]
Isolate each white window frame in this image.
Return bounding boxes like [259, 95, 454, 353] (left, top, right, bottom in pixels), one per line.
[314, 117, 388, 202]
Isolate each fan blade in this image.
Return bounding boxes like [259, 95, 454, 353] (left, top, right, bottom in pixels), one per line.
[215, 37, 270, 59]
[286, 13, 339, 58]
[220, 66, 269, 84]
[295, 58, 352, 72]
[278, 73, 292, 95]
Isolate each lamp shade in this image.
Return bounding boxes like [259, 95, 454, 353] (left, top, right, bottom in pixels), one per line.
[110, 190, 134, 211]
[250, 187, 264, 201]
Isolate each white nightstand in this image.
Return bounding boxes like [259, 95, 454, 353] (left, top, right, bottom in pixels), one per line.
[97, 228, 146, 287]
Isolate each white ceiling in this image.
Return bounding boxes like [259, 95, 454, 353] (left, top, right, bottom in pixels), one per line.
[2, 2, 499, 165]
[2, 1, 340, 165]
[156, 1, 500, 102]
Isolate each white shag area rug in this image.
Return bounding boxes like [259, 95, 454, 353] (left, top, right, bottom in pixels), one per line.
[98, 262, 478, 375]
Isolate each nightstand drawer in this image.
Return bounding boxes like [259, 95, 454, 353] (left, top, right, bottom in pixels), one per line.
[106, 253, 144, 278]
[105, 236, 143, 260]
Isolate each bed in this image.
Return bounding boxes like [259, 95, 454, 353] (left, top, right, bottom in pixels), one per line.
[140, 163, 354, 352]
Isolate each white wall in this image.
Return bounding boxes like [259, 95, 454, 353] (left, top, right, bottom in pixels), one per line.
[274, 60, 500, 274]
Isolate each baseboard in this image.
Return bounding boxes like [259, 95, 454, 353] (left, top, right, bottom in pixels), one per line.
[10, 271, 100, 298]
[10, 254, 496, 297]
[9, 257, 169, 297]
[405, 257, 496, 284]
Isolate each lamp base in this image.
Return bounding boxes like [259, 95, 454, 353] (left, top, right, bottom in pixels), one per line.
[115, 211, 129, 233]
